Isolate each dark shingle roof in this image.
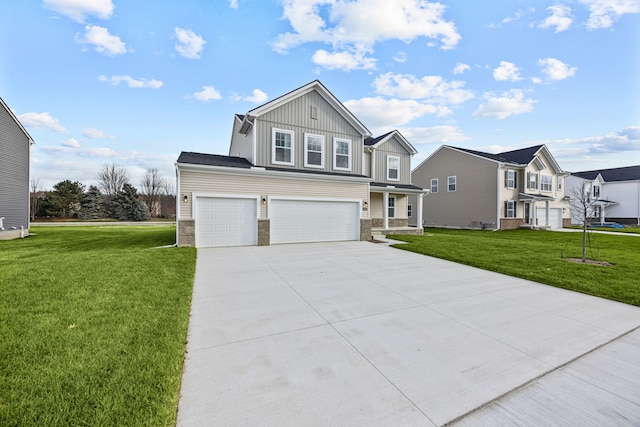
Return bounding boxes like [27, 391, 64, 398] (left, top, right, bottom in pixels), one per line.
[364, 131, 394, 146]
[448, 145, 544, 165]
[572, 165, 640, 182]
[177, 152, 253, 168]
[370, 182, 425, 191]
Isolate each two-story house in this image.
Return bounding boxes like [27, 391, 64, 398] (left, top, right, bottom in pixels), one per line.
[410, 144, 570, 230]
[0, 97, 34, 240]
[176, 80, 427, 247]
[566, 165, 640, 226]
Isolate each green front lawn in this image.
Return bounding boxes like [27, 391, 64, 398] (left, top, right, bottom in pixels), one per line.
[391, 228, 640, 307]
[0, 226, 196, 426]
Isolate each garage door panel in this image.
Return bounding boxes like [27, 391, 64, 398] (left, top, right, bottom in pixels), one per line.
[271, 199, 360, 244]
[197, 197, 257, 247]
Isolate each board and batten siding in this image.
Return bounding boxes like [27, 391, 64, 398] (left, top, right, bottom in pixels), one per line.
[253, 91, 364, 174]
[179, 169, 370, 219]
[372, 136, 412, 184]
[0, 104, 30, 230]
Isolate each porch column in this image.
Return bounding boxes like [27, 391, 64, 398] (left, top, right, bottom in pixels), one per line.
[383, 192, 389, 230]
[532, 202, 537, 227]
[417, 193, 424, 228]
[600, 204, 605, 225]
[545, 200, 550, 227]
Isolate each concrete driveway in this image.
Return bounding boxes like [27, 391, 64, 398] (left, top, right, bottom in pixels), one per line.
[177, 241, 640, 426]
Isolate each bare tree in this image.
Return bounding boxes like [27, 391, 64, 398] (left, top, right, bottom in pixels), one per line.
[569, 181, 596, 262]
[30, 178, 43, 221]
[140, 168, 166, 217]
[161, 178, 176, 218]
[97, 164, 130, 217]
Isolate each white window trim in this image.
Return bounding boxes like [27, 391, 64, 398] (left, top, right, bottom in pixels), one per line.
[528, 171, 538, 190]
[303, 133, 325, 169]
[506, 200, 516, 218]
[506, 169, 516, 189]
[540, 175, 553, 192]
[448, 176, 457, 192]
[272, 128, 294, 166]
[333, 137, 352, 171]
[557, 176, 563, 191]
[386, 155, 400, 181]
[388, 195, 396, 218]
[431, 178, 439, 193]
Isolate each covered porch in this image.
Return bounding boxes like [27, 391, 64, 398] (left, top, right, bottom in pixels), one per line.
[369, 183, 429, 236]
[518, 193, 560, 229]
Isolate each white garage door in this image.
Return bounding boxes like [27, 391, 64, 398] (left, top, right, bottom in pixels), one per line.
[537, 207, 562, 229]
[270, 199, 360, 244]
[196, 197, 257, 247]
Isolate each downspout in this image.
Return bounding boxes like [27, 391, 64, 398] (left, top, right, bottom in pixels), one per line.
[637, 180, 640, 226]
[175, 164, 180, 245]
[371, 148, 376, 181]
[496, 164, 503, 230]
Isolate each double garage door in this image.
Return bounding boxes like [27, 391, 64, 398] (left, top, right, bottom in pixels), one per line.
[196, 196, 360, 247]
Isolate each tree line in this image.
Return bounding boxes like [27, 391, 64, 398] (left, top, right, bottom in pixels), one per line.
[30, 164, 175, 221]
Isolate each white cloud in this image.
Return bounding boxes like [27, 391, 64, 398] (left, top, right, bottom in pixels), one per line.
[244, 89, 268, 104]
[488, 9, 525, 28]
[472, 89, 535, 119]
[538, 5, 573, 32]
[98, 75, 163, 89]
[83, 128, 106, 139]
[18, 112, 66, 133]
[62, 138, 80, 148]
[344, 97, 448, 129]
[537, 57, 577, 81]
[312, 49, 377, 71]
[76, 25, 127, 56]
[272, 0, 460, 71]
[493, 61, 522, 82]
[229, 0, 238, 9]
[174, 27, 206, 59]
[373, 72, 474, 105]
[549, 126, 640, 154]
[401, 126, 470, 145]
[579, 0, 640, 29]
[190, 86, 222, 102]
[393, 51, 407, 63]
[452, 63, 470, 75]
[43, 0, 114, 23]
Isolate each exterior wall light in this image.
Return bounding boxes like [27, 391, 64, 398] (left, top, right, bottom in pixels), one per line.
[261, 197, 267, 205]
[363, 201, 368, 209]
[182, 194, 188, 203]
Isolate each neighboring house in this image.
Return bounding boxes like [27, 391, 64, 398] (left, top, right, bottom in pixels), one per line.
[410, 144, 570, 230]
[176, 80, 427, 248]
[566, 165, 640, 226]
[0, 97, 34, 240]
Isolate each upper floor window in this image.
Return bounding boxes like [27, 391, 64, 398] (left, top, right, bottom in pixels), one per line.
[387, 155, 400, 181]
[527, 172, 538, 190]
[431, 178, 438, 193]
[557, 176, 563, 191]
[304, 133, 324, 168]
[593, 185, 600, 198]
[540, 175, 553, 192]
[272, 128, 294, 165]
[505, 170, 517, 189]
[333, 138, 351, 171]
[448, 176, 457, 192]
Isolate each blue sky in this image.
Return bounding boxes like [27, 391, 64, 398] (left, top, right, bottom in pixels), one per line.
[2, 0, 639, 190]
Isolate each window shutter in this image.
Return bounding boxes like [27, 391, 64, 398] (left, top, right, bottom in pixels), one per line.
[514, 173, 517, 188]
[513, 202, 517, 217]
[504, 201, 508, 217]
[504, 170, 508, 187]
[526, 172, 530, 189]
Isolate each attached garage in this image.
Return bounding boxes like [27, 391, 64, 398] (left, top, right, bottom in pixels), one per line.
[270, 198, 360, 244]
[537, 207, 562, 229]
[196, 196, 258, 248]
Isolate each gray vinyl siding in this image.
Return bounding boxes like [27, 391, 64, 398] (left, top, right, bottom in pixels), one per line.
[229, 117, 254, 162]
[412, 147, 498, 228]
[0, 104, 30, 230]
[372, 137, 412, 184]
[253, 91, 364, 175]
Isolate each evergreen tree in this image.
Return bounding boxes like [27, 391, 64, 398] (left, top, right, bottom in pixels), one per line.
[113, 184, 150, 221]
[79, 186, 106, 220]
[47, 180, 85, 218]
